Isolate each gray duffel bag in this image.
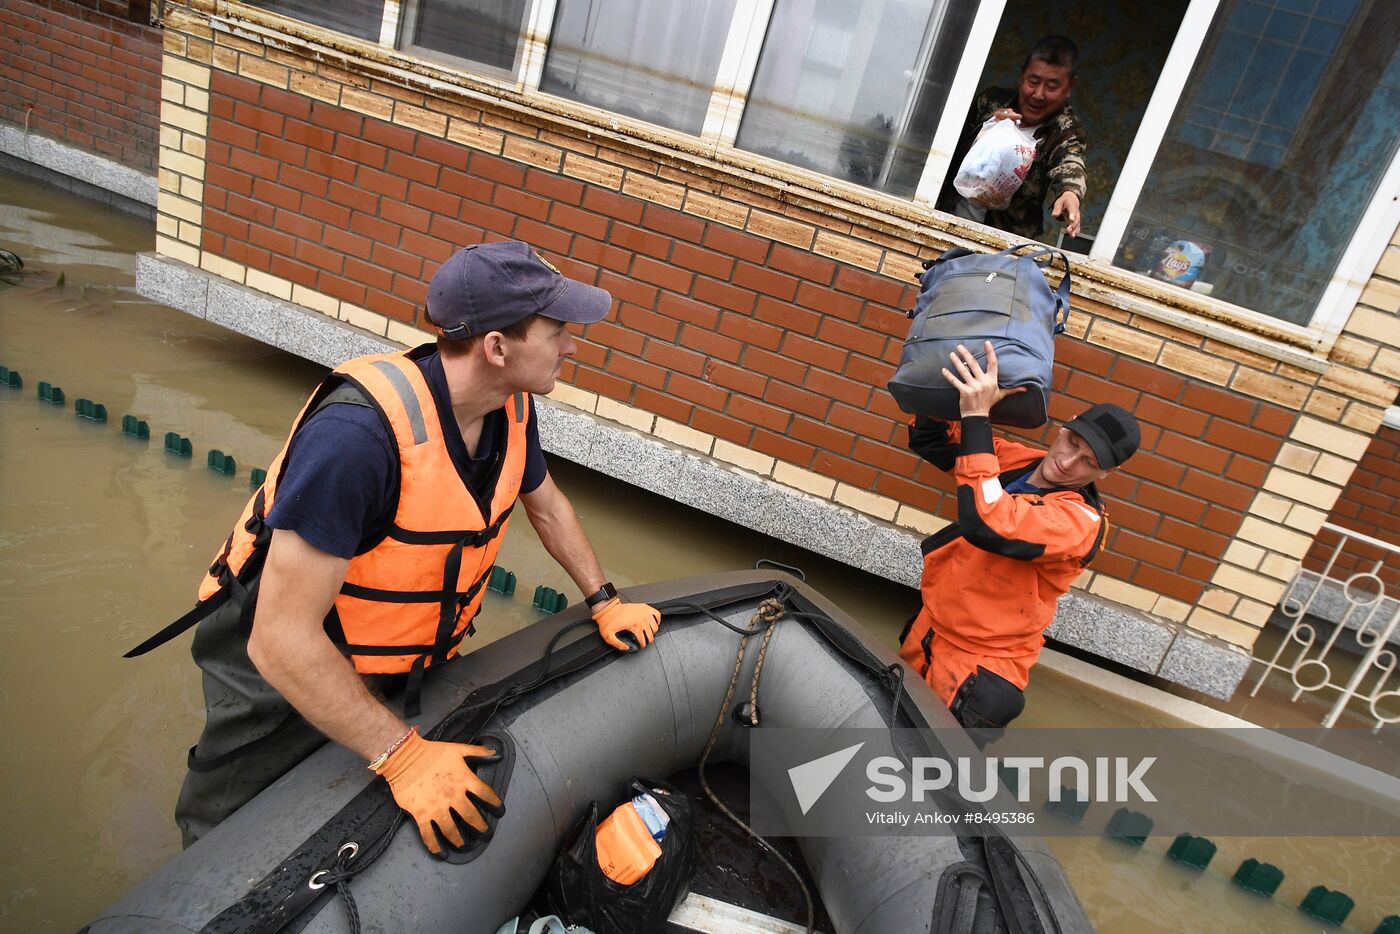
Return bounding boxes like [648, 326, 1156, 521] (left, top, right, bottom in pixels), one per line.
[887, 243, 1071, 428]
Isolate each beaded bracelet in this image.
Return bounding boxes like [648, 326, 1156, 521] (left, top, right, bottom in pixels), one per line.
[368, 725, 419, 772]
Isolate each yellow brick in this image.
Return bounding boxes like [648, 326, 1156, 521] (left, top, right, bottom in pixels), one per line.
[746, 210, 816, 249]
[1158, 344, 1233, 385]
[157, 166, 180, 193]
[159, 124, 182, 150]
[1203, 338, 1277, 370]
[1230, 367, 1310, 407]
[1291, 417, 1373, 460]
[545, 382, 598, 414]
[895, 504, 949, 536]
[160, 77, 184, 105]
[652, 417, 714, 455]
[1237, 516, 1314, 559]
[237, 55, 290, 89]
[1262, 467, 1341, 511]
[1087, 576, 1159, 613]
[1374, 346, 1400, 381]
[481, 110, 539, 137]
[179, 176, 203, 202]
[163, 31, 186, 56]
[595, 397, 655, 433]
[164, 149, 206, 181]
[157, 190, 202, 224]
[1088, 319, 1164, 362]
[1376, 245, 1400, 279]
[1210, 564, 1289, 605]
[1071, 570, 1093, 591]
[386, 319, 432, 347]
[341, 87, 394, 121]
[245, 267, 292, 302]
[1198, 588, 1239, 615]
[184, 86, 210, 114]
[683, 190, 748, 229]
[833, 483, 899, 521]
[339, 303, 389, 334]
[812, 230, 883, 272]
[1343, 306, 1399, 347]
[199, 251, 245, 283]
[880, 252, 923, 287]
[1329, 333, 1378, 369]
[211, 46, 238, 73]
[156, 212, 179, 238]
[181, 133, 207, 159]
[1222, 541, 1265, 570]
[1283, 502, 1328, 536]
[160, 101, 207, 136]
[773, 462, 835, 498]
[156, 233, 200, 266]
[165, 56, 211, 90]
[712, 439, 774, 477]
[621, 173, 685, 209]
[1302, 389, 1347, 420]
[394, 103, 449, 137]
[1234, 599, 1274, 627]
[1259, 553, 1300, 582]
[1311, 452, 1356, 486]
[541, 129, 601, 157]
[1151, 596, 1191, 623]
[1250, 491, 1291, 523]
[1357, 277, 1400, 313]
[447, 119, 504, 154]
[1186, 608, 1261, 648]
[176, 219, 201, 246]
[1341, 402, 1387, 434]
[562, 153, 624, 189]
[1275, 443, 1318, 473]
[290, 71, 341, 105]
[503, 136, 563, 171]
[1319, 364, 1396, 406]
[289, 284, 338, 316]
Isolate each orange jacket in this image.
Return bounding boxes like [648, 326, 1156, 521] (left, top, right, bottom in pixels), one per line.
[898, 417, 1107, 703]
[200, 349, 530, 677]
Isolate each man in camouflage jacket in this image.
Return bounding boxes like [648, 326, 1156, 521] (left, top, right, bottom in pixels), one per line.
[937, 36, 1087, 241]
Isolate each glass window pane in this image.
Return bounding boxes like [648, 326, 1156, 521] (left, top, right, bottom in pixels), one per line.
[736, 0, 977, 197]
[540, 0, 738, 135]
[245, 0, 386, 43]
[405, 0, 530, 73]
[1114, 0, 1400, 325]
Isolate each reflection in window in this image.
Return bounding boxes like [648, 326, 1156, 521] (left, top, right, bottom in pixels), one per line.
[405, 0, 530, 73]
[541, 0, 738, 135]
[1116, 0, 1399, 325]
[245, 0, 386, 42]
[736, 0, 977, 196]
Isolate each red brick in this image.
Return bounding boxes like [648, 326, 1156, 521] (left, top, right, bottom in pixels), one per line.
[414, 134, 472, 171]
[729, 395, 793, 431]
[1182, 384, 1253, 425]
[1113, 530, 1185, 570]
[632, 255, 692, 292]
[310, 101, 363, 136]
[643, 342, 706, 378]
[769, 245, 836, 285]
[852, 438, 923, 475]
[350, 211, 402, 246]
[694, 277, 757, 314]
[702, 223, 768, 263]
[805, 368, 872, 409]
[574, 367, 632, 401]
[720, 314, 784, 352]
[1127, 453, 1185, 488]
[1156, 434, 1230, 473]
[304, 151, 359, 184]
[671, 242, 733, 279]
[345, 257, 394, 292]
[294, 238, 347, 274]
[1156, 517, 1224, 553]
[363, 287, 416, 323]
[682, 325, 743, 363]
[333, 135, 386, 170]
[611, 224, 672, 260]
[751, 429, 814, 466]
[1065, 371, 1139, 414]
[525, 169, 585, 205]
[1135, 397, 1207, 435]
[233, 101, 284, 137]
[381, 200, 433, 234]
[1252, 404, 1295, 437]
[572, 237, 632, 275]
[356, 166, 408, 201]
[816, 317, 885, 359]
[1201, 506, 1242, 538]
[794, 282, 863, 321]
[608, 353, 667, 390]
[863, 304, 910, 339]
[754, 296, 820, 336]
[1203, 419, 1282, 460]
[251, 177, 302, 213]
[765, 382, 829, 420]
[514, 217, 570, 251]
[783, 333, 849, 372]
[259, 85, 312, 121]
[844, 354, 894, 390]
[401, 229, 453, 265]
[257, 135, 308, 169]
[834, 266, 906, 306]
[875, 473, 945, 513]
[830, 404, 896, 444]
[1104, 500, 1161, 536]
[812, 451, 876, 486]
[582, 187, 645, 224]
[439, 168, 493, 204]
[633, 388, 693, 424]
[469, 151, 526, 187]
[229, 147, 281, 181]
[618, 304, 680, 342]
[302, 194, 353, 229]
[1056, 339, 1115, 377]
[692, 409, 753, 446]
[1180, 554, 1221, 581]
[706, 361, 767, 396]
[1112, 358, 1187, 401]
[1181, 469, 1254, 511]
[279, 164, 328, 198]
[1089, 550, 1137, 581]
[597, 271, 658, 309]
[370, 242, 423, 279]
[317, 273, 366, 306]
[669, 373, 730, 410]
[387, 151, 440, 187]
[734, 263, 799, 301]
[657, 292, 720, 329]
[571, 339, 608, 368]
[550, 203, 610, 240]
[1130, 565, 1203, 603]
[582, 320, 643, 356]
[644, 204, 705, 243]
[209, 118, 258, 151]
[493, 187, 551, 222]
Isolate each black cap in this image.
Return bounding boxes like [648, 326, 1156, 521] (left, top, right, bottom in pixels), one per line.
[1066, 403, 1139, 470]
[426, 241, 612, 339]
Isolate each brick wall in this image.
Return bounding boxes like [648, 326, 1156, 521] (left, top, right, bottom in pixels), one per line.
[0, 0, 161, 172]
[1304, 422, 1400, 593]
[198, 67, 1297, 609]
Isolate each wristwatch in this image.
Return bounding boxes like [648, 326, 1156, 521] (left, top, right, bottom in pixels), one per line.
[584, 581, 618, 609]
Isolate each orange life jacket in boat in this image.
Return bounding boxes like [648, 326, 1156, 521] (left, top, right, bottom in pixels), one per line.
[198, 349, 529, 679]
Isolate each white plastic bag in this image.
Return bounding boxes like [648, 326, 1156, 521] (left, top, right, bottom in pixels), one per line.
[953, 117, 1038, 211]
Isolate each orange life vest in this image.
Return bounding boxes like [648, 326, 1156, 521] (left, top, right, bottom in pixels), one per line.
[198, 349, 529, 679]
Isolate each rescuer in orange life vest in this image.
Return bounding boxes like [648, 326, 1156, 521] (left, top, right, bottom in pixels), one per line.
[157, 242, 662, 851]
[898, 342, 1139, 736]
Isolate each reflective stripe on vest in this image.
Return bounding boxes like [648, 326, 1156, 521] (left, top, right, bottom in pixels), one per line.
[196, 348, 529, 676]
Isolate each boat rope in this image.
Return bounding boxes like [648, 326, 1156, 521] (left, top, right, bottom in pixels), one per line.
[696, 596, 816, 934]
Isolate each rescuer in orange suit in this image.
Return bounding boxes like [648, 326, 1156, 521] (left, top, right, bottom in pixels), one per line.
[145, 242, 662, 851]
[898, 342, 1139, 733]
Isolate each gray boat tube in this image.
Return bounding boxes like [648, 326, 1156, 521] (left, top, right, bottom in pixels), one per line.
[84, 571, 1092, 934]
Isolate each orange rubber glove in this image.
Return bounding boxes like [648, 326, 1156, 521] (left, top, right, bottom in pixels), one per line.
[592, 597, 661, 651]
[373, 731, 502, 854]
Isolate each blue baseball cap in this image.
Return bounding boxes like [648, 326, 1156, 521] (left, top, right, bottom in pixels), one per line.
[426, 241, 612, 339]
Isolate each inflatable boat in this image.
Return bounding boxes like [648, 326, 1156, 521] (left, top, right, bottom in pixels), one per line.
[84, 571, 1092, 933]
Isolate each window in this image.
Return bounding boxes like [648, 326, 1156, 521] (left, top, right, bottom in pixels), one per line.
[540, 0, 739, 135]
[735, 0, 977, 196]
[1111, 0, 1400, 325]
[245, 0, 386, 43]
[401, 0, 532, 74]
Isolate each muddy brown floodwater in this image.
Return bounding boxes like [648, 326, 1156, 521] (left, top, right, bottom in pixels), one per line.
[1, 171, 1394, 933]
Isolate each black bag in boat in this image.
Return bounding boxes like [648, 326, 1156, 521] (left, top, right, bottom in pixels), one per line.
[545, 778, 697, 934]
[888, 243, 1071, 428]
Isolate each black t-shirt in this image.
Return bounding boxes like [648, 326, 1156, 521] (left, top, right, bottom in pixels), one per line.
[264, 351, 546, 559]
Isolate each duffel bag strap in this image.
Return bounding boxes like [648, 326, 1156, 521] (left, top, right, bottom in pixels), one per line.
[1011, 246, 1072, 334]
[920, 246, 975, 271]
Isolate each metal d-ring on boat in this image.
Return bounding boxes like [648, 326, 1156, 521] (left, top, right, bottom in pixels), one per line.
[82, 571, 1092, 934]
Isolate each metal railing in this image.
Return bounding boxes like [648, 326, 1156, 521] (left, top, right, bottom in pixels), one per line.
[1250, 522, 1399, 730]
